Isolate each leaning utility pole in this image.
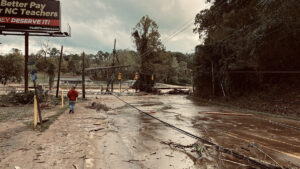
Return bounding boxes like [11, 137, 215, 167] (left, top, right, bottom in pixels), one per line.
[82, 52, 86, 99]
[85, 39, 129, 94]
[56, 46, 64, 98]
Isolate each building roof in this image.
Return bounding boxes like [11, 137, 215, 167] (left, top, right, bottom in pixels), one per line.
[54, 76, 92, 82]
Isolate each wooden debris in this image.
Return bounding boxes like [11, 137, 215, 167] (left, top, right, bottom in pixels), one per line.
[38, 119, 49, 124]
[165, 154, 174, 158]
[199, 111, 253, 116]
[89, 128, 104, 132]
[123, 159, 145, 163]
[221, 159, 248, 167]
[72, 164, 78, 169]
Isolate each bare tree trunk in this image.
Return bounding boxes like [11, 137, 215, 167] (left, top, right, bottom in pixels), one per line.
[211, 61, 215, 97]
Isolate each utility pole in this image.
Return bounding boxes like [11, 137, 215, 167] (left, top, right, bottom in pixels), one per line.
[56, 46, 63, 98]
[82, 52, 86, 99]
[24, 32, 29, 93]
[111, 39, 117, 93]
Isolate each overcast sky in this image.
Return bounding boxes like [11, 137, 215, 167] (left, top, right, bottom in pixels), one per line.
[0, 0, 210, 55]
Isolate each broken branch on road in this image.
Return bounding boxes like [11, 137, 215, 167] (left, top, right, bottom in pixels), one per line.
[89, 128, 104, 132]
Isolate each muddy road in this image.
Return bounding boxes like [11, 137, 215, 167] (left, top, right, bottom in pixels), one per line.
[97, 94, 300, 168]
[1, 94, 300, 169]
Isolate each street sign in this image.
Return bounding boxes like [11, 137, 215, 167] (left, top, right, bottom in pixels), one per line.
[31, 74, 37, 81]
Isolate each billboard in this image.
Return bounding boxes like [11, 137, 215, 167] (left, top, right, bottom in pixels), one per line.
[0, 0, 60, 32]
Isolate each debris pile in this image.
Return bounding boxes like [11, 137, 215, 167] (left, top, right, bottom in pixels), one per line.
[160, 140, 286, 168]
[161, 141, 220, 167]
[168, 89, 191, 95]
[87, 102, 110, 112]
[3, 91, 35, 104]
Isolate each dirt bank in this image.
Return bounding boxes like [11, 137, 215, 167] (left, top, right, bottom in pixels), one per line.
[192, 87, 300, 119]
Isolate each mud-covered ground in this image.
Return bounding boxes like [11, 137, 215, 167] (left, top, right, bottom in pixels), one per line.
[0, 94, 299, 169]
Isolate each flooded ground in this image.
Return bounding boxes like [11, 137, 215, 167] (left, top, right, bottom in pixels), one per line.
[97, 94, 300, 168]
[0, 94, 299, 169]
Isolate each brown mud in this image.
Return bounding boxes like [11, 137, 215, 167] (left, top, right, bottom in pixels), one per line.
[0, 94, 299, 168]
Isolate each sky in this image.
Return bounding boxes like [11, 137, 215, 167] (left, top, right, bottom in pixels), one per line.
[0, 0, 210, 55]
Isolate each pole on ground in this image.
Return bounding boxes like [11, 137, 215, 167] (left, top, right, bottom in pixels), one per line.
[82, 52, 86, 99]
[56, 45, 64, 98]
[33, 80, 42, 128]
[24, 32, 29, 93]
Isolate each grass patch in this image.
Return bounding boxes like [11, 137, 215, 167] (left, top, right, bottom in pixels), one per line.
[24, 106, 68, 132]
[0, 104, 34, 122]
[41, 106, 68, 131]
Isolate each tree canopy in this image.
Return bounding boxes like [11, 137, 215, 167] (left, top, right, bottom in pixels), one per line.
[132, 15, 163, 91]
[0, 50, 24, 85]
[193, 0, 300, 97]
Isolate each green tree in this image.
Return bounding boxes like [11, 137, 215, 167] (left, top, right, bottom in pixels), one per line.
[47, 58, 56, 90]
[94, 51, 110, 65]
[36, 57, 48, 72]
[117, 50, 140, 80]
[49, 47, 60, 58]
[0, 50, 24, 85]
[67, 54, 81, 75]
[132, 15, 163, 92]
[193, 0, 300, 97]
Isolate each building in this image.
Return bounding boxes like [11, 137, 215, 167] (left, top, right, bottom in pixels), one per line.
[54, 76, 93, 85]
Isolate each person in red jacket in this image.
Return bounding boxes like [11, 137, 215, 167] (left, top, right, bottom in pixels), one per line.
[67, 86, 79, 114]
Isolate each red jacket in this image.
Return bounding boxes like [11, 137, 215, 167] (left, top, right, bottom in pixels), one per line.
[67, 89, 78, 101]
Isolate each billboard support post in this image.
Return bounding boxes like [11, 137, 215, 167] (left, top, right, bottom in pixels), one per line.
[56, 45, 64, 98]
[25, 32, 29, 93]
